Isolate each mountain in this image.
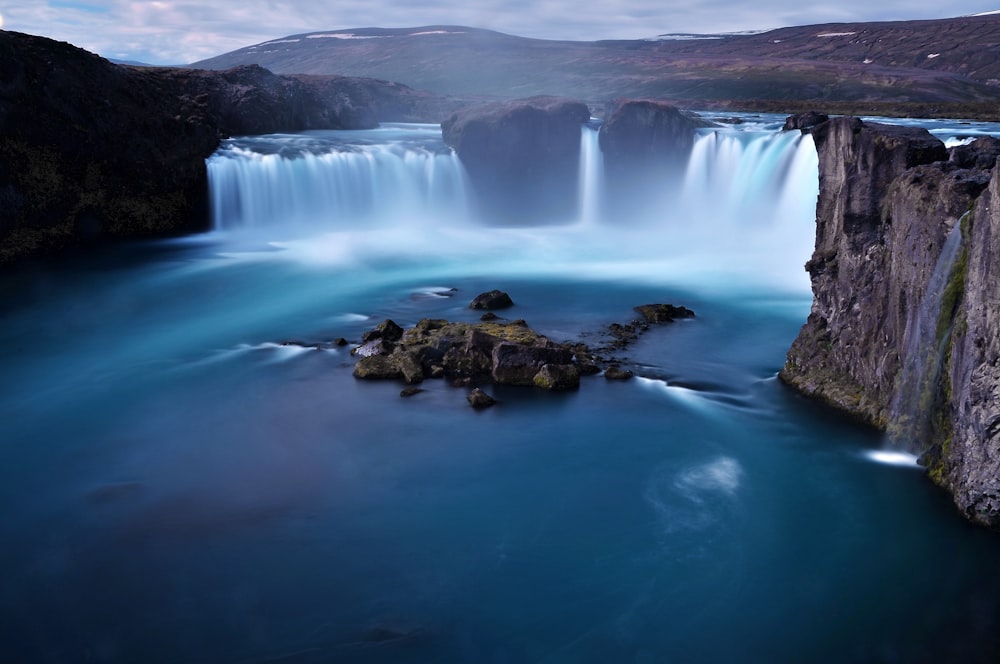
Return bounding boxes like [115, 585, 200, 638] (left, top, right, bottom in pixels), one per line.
[190, 17, 1000, 116]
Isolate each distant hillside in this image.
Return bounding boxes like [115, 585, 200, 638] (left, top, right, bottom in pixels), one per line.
[190, 18, 1000, 113]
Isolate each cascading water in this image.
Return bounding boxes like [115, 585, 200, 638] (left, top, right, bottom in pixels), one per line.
[207, 124, 471, 231]
[205, 119, 819, 293]
[577, 122, 604, 225]
[888, 220, 966, 450]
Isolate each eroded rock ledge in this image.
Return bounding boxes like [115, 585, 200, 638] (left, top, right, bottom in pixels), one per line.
[779, 113, 1000, 527]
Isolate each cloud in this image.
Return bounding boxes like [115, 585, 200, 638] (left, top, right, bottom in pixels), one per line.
[5, 0, 998, 65]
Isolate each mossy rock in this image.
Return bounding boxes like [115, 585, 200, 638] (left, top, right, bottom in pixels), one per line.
[533, 364, 580, 391]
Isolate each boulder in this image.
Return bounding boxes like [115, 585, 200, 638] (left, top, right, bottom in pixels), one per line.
[533, 364, 581, 391]
[492, 343, 574, 386]
[470, 290, 514, 310]
[467, 388, 497, 409]
[604, 365, 635, 380]
[441, 96, 591, 223]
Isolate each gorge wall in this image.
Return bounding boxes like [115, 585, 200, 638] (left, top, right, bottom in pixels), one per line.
[780, 116, 1000, 527]
[0, 31, 443, 265]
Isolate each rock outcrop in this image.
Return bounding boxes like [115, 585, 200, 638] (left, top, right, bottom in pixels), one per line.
[0, 31, 444, 265]
[780, 114, 1000, 527]
[598, 99, 716, 217]
[441, 96, 591, 223]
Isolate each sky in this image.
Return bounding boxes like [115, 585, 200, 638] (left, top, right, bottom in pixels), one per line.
[2, 1, 999, 65]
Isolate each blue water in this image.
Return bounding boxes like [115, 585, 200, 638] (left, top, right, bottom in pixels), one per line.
[2, 120, 1000, 663]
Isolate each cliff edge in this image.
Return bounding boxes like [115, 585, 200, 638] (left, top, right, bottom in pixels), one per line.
[0, 31, 443, 265]
[780, 115, 1000, 527]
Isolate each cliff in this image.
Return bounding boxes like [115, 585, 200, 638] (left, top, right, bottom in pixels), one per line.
[780, 115, 1000, 527]
[441, 96, 591, 224]
[0, 31, 444, 264]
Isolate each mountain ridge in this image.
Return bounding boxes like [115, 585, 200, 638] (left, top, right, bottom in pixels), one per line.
[189, 15, 1000, 113]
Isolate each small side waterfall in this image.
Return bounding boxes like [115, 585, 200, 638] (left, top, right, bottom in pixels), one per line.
[577, 123, 604, 225]
[888, 220, 966, 450]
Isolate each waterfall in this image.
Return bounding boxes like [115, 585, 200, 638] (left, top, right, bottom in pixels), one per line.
[207, 125, 471, 232]
[203, 120, 818, 291]
[888, 221, 966, 450]
[577, 123, 604, 225]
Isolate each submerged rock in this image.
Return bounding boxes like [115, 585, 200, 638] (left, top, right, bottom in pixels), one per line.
[604, 365, 635, 381]
[634, 303, 695, 323]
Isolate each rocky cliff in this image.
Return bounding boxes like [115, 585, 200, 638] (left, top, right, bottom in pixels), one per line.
[441, 96, 591, 224]
[0, 31, 444, 264]
[598, 99, 715, 217]
[780, 115, 1000, 527]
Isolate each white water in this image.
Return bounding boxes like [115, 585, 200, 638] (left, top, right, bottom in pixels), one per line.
[577, 123, 604, 225]
[207, 125, 470, 231]
[206, 120, 818, 294]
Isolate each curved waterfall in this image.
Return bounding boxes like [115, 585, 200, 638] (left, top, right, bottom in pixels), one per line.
[205, 119, 818, 291]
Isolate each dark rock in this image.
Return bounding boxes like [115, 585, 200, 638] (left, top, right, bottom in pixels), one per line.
[950, 136, 1000, 170]
[442, 96, 591, 223]
[533, 364, 581, 391]
[634, 303, 695, 323]
[777, 115, 1000, 528]
[480, 312, 500, 321]
[470, 290, 514, 310]
[0, 31, 444, 265]
[598, 99, 716, 218]
[782, 111, 829, 132]
[361, 319, 405, 343]
[400, 387, 423, 397]
[467, 388, 497, 409]
[604, 365, 635, 380]
[353, 355, 404, 380]
[333, 337, 349, 346]
[492, 342, 574, 386]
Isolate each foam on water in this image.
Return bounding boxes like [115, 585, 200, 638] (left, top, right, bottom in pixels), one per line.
[863, 450, 922, 468]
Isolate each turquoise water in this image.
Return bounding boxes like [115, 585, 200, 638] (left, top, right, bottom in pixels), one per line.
[2, 121, 1000, 663]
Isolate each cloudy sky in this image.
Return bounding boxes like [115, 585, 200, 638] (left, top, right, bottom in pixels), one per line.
[2, 1, 998, 65]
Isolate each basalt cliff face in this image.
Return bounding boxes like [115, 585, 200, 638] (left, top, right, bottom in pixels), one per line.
[0, 31, 443, 264]
[780, 115, 1000, 527]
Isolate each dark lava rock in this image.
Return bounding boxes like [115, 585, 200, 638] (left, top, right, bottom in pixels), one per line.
[598, 99, 716, 217]
[782, 111, 829, 132]
[634, 303, 696, 323]
[467, 388, 497, 409]
[950, 136, 1000, 170]
[0, 30, 443, 265]
[533, 364, 581, 391]
[604, 365, 635, 380]
[351, 317, 590, 393]
[470, 290, 514, 310]
[362, 319, 405, 342]
[441, 96, 591, 223]
[492, 342, 574, 386]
